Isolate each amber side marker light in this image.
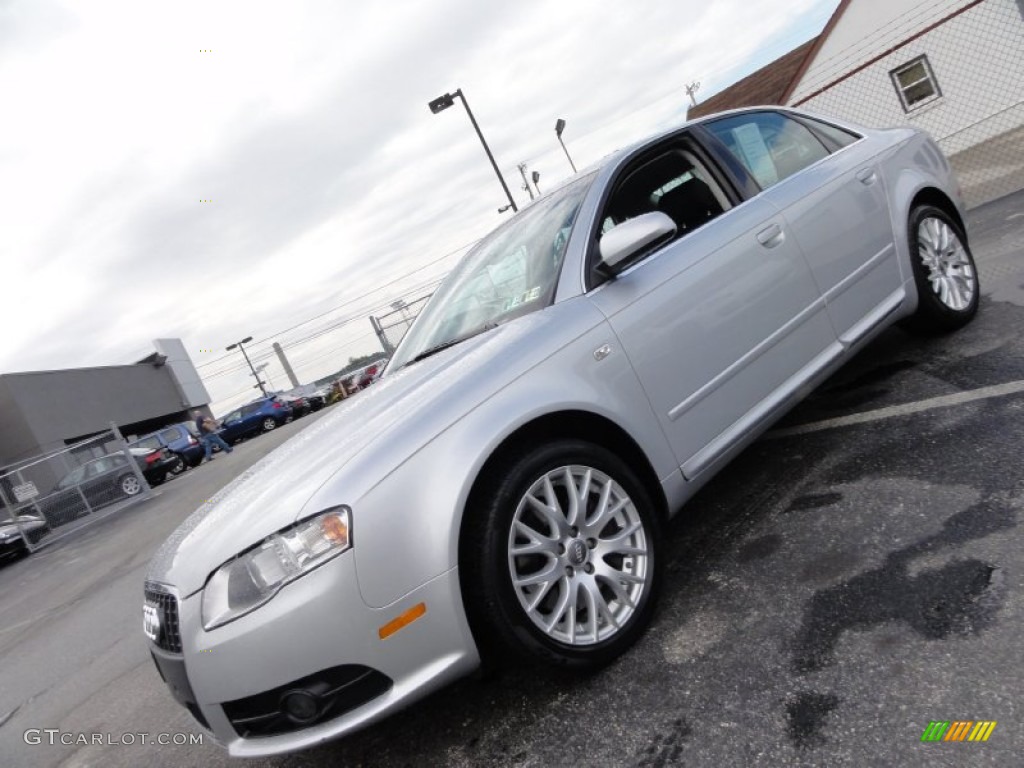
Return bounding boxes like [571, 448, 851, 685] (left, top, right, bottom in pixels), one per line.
[379, 603, 427, 640]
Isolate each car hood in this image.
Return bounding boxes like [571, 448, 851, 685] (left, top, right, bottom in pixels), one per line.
[146, 302, 603, 596]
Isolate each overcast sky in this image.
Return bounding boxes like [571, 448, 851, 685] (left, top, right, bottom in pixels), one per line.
[0, 0, 839, 414]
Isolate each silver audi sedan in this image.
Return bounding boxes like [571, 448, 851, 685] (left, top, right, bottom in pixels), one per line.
[145, 107, 978, 755]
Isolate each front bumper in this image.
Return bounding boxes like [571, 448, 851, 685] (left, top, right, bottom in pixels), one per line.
[151, 552, 479, 757]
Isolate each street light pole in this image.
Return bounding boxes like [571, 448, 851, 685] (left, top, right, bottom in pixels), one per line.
[226, 336, 268, 396]
[429, 88, 518, 213]
[554, 118, 577, 174]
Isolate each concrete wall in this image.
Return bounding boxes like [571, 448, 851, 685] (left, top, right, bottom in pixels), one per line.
[0, 363, 186, 462]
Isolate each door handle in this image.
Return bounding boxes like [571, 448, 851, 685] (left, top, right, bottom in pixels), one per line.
[856, 168, 877, 185]
[756, 223, 785, 248]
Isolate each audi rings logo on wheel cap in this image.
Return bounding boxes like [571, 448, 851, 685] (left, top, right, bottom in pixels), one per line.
[568, 539, 587, 566]
[143, 602, 161, 642]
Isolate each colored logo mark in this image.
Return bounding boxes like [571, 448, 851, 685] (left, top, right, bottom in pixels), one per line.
[199, 199, 213, 203]
[921, 721, 997, 742]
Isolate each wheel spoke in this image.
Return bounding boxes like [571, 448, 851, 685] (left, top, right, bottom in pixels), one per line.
[511, 520, 559, 556]
[526, 490, 569, 538]
[598, 571, 636, 610]
[581, 581, 599, 640]
[526, 574, 559, 612]
[563, 467, 580, 527]
[598, 519, 642, 551]
[514, 561, 561, 588]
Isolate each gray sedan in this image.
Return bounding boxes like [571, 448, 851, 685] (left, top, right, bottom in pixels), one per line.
[144, 107, 977, 756]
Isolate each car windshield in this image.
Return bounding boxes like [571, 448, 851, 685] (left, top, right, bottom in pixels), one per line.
[389, 173, 595, 371]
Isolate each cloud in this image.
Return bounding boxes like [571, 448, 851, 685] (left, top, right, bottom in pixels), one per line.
[0, 0, 840, 413]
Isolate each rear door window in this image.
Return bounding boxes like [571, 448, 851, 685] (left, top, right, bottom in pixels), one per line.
[705, 111, 830, 189]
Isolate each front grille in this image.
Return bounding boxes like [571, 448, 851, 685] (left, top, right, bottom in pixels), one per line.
[144, 582, 182, 653]
[222, 665, 392, 738]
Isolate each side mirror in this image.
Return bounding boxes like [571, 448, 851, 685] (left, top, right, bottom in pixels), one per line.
[598, 211, 677, 277]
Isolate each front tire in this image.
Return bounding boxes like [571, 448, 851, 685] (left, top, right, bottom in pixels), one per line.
[462, 440, 662, 670]
[903, 205, 979, 334]
[261, 417, 277, 432]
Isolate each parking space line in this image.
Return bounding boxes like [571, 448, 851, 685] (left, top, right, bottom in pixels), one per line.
[767, 379, 1024, 439]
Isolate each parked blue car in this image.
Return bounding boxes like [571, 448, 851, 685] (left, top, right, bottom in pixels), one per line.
[130, 423, 204, 472]
[217, 397, 293, 445]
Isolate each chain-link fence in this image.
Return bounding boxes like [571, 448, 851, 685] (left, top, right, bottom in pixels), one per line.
[0, 428, 152, 555]
[370, 294, 433, 353]
[788, 0, 1024, 207]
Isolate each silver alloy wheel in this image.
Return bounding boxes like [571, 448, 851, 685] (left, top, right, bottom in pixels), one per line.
[918, 217, 975, 311]
[507, 465, 650, 646]
[262, 417, 277, 431]
[121, 475, 142, 496]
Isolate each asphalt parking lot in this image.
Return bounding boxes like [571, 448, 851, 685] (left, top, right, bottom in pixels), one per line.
[2, 191, 1023, 767]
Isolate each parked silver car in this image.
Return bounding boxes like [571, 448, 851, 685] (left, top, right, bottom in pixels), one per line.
[145, 107, 977, 755]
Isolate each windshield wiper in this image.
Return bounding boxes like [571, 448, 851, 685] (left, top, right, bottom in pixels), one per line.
[406, 323, 498, 367]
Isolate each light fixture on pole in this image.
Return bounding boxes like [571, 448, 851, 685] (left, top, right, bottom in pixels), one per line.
[685, 81, 701, 107]
[226, 335, 268, 396]
[531, 170, 541, 195]
[517, 162, 535, 201]
[254, 362, 276, 391]
[554, 118, 577, 174]
[429, 88, 518, 213]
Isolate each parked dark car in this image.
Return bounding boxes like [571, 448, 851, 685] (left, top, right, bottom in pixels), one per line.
[276, 394, 313, 418]
[131, 423, 204, 472]
[129, 447, 180, 485]
[35, 450, 167, 526]
[0, 514, 49, 560]
[218, 397, 293, 445]
[306, 391, 326, 411]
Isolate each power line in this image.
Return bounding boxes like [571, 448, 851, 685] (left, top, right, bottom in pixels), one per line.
[195, 237, 475, 372]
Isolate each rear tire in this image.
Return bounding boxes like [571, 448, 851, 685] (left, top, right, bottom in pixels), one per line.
[462, 439, 662, 671]
[119, 474, 142, 497]
[903, 205, 979, 334]
[262, 417, 277, 432]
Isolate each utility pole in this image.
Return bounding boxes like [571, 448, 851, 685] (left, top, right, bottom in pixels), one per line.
[517, 163, 535, 201]
[685, 81, 701, 108]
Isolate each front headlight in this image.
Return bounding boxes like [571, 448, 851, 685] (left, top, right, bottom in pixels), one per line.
[201, 507, 351, 630]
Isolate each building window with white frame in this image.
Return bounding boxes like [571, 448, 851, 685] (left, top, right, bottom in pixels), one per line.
[890, 55, 941, 111]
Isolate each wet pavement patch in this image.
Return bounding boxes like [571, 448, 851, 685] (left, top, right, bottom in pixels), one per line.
[786, 691, 839, 748]
[798, 548, 862, 584]
[792, 499, 1012, 673]
[636, 718, 693, 768]
[736, 533, 782, 563]
[786, 492, 842, 512]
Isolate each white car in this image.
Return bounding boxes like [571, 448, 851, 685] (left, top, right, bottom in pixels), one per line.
[145, 107, 977, 755]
